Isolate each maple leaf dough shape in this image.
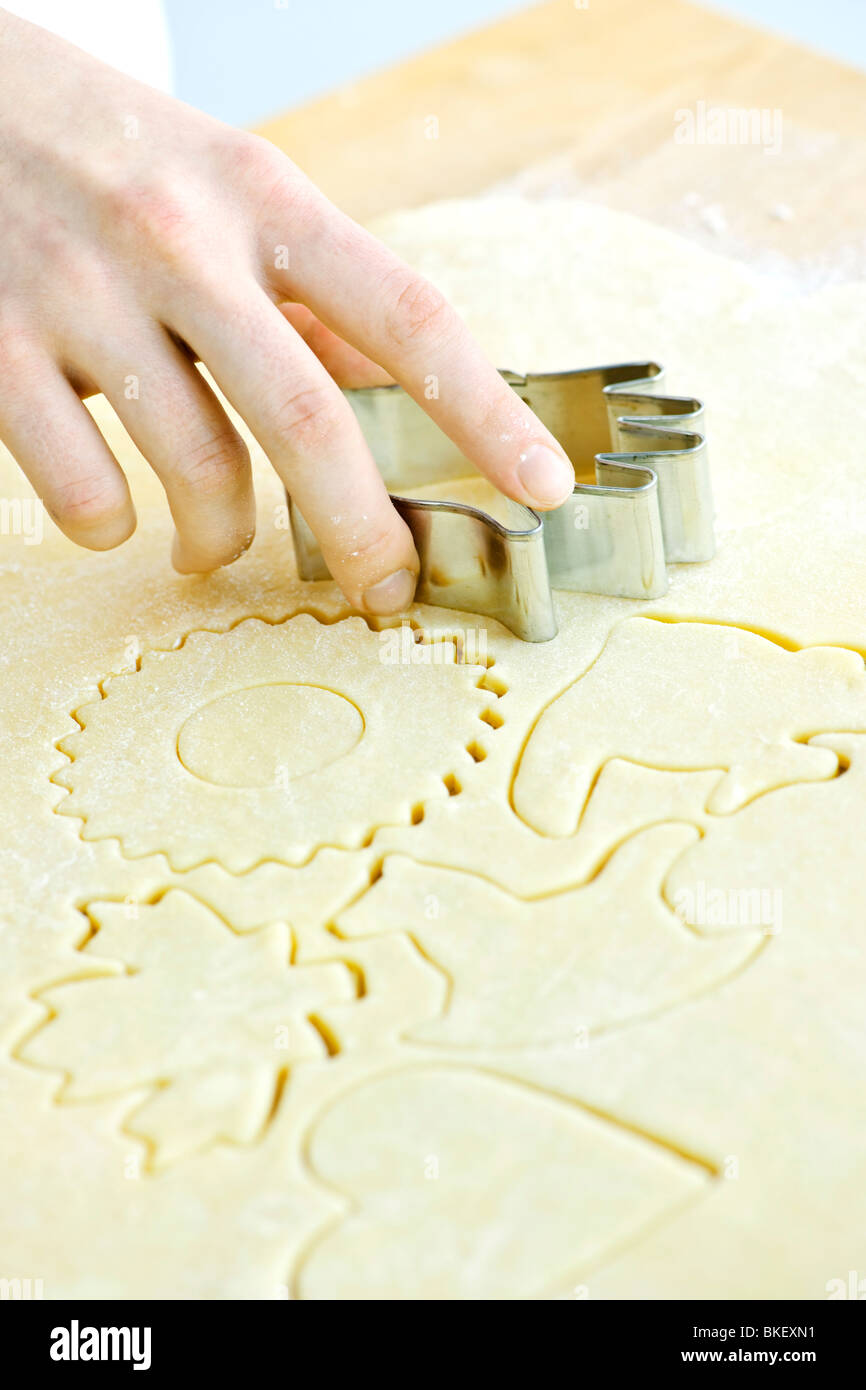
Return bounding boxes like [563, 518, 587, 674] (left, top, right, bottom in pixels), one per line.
[513, 618, 866, 837]
[20, 892, 356, 1165]
[54, 615, 490, 871]
[338, 823, 763, 1047]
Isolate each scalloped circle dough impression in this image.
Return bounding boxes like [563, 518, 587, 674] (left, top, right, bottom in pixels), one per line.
[55, 615, 490, 872]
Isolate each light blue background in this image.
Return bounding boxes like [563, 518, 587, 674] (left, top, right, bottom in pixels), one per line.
[163, 0, 866, 129]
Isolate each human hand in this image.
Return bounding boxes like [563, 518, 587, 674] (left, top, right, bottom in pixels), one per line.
[0, 8, 575, 614]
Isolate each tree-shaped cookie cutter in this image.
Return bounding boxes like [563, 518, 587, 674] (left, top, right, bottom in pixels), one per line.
[288, 361, 714, 641]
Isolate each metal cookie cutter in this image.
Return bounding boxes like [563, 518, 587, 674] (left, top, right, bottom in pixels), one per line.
[288, 361, 714, 641]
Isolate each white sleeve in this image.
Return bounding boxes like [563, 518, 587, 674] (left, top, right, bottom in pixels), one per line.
[3, 0, 174, 92]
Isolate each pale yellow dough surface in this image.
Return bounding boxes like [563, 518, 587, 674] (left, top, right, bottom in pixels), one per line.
[1, 196, 865, 1300]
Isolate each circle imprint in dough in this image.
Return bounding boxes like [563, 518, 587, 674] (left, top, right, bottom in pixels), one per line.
[177, 683, 364, 788]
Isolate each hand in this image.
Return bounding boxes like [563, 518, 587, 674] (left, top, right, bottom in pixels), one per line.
[0, 9, 575, 614]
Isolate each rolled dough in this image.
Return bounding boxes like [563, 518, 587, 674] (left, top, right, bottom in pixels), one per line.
[0, 195, 864, 1300]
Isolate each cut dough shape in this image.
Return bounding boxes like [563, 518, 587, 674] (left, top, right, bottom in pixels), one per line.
[537, 733, 866, 1299]
[0, 1059, 341, 1300]
[53, 614, 491, 871]
[376, 758, 725, 899]
[337, 824, 763, 1048]
[177, 684, 364, 787]
[664, 731, 866, 948]
[296, 1067, 709, 1300]
[513, 618, 865, 837]
[19, 891, 357, 1166]
[159, 849, 377, 948]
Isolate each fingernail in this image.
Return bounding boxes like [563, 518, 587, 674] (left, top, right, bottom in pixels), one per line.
[362, 567, 417, 615]
[518, 444, 574, 507]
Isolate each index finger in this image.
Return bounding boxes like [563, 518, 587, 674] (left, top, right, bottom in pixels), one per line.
[260, 188, 575, 511]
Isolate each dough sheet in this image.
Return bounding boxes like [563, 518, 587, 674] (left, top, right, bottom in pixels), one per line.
[1, 197, 865, 1299]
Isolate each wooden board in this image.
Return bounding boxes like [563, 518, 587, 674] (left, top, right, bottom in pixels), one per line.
[256, 0, 866, 283]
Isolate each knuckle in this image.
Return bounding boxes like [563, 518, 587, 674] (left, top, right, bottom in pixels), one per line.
[274, 177, 322, 239]
[216, 127, 322, 246]
[174, 428, 250, 497]
[51, 471, 128, 529]
[327, 511, 409, 584]
[221, 130, 286, 184]
[107, 177, 201, 270]
[383, 272, 454, 351]
[235, 138, 320, 232]
[269, 382, 343, 452]
[341, 521, 399, 567]
[477, 389, 519, 445]
[262, 175, 323, 250]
